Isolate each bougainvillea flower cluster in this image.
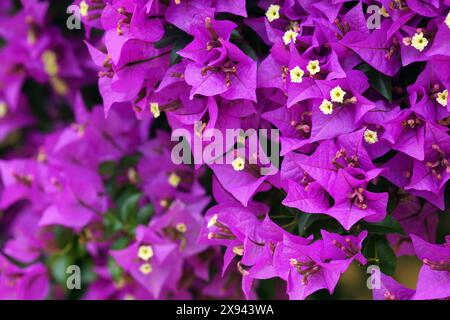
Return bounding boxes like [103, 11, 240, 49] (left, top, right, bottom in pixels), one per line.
[0, 0, 449, 300]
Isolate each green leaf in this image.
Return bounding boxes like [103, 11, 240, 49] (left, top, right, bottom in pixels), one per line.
[111, 236, 132, 250]
[235, 42, 258, 62]
[230, 30, 243, 41]
[82, 260, 96, 283]
[356, 63, 392, 101]
[154, 24, 193, 65]
[363, 235, 397, 276]
[154, 24, 181, 49]
[170, 37, 192, 65]
[108, 257, 123, 282]
[256, 278, 277, 300]
[54, 226, 73, 246]
[103, 211, 123, 237]
[362, 235, 376, 260]
[48, 254, 75, 285]
[99, 161, 116, 177]
[137, 203, 154, 225]
[297, 213, 320, 237]
[302, 215, 346, 238]
[375, 236, 397, 275]
[119, 154, 140, 169]
[362, 215, 404, 235]
[119, 193, 141, 223]
[230, 29, 258, 62]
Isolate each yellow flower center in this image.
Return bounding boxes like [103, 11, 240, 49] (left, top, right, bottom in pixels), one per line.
[411, 32, 428, 52]
[0, 101, 8, 119]
[379, 7, 389, 18]
[289, 258, 298, 267]
[150, 102, 160, 118]
[436, 89, 448, 107]
[139, 263, 153, 275]
[330, 86, 346, 103]
[289, 66, 304, 83]
[232, 157, 245, 171]
[232, 246, 244, 256]
[137, 245, 154, 261]
[127, 168, 138, 183]
[307, 60, 320, 75]
[168, 172, 181, 187]
[319, 99, 334, 115]
[50, 76, 68, 96]
[283, 30, 298, 45]
[176, 223, 187, 233]
[71, 123, 85, 137]
[364, 129, 378, 144]
[41, 50, 59, 76]
[80, 1, 89, 17]
[160, 199, 170, 208]
[27, 30, 37, 45]
[266, 4, 280, 22]
[37, 149, 47, 162]
[207, 214, 218, 228]
[446, 11, 450, 29]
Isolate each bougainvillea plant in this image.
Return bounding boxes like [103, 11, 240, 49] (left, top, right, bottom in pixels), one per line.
[0, 0, 449, 300]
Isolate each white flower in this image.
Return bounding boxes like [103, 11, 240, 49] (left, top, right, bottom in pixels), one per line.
[232, 157, 245, 171]
[307, 60, 320, 75]
[411, 32, 428, 52]
[283, 30, 298, 45]
[319, 99, 333, 115]
[289, 66, 304, 83]
[266, 4, 280, 22]
[364, 129, 378, 144]
[330, 86, 346, 103]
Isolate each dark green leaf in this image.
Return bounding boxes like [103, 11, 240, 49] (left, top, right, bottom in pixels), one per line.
[111, 236, 132, 250]
[103, 211, 123, 237]
[154, 24, 193, 65]
[356, 63, 392, 101]
[79, 259, 96, 285]
[108, 257, 123, 282]
[99, 161, 116, 177]
[303, 215, 346, 238]
[154, 24, 182, 49]
[119, 154, 140, 169]
[235, 42, 258, 62]
[256, 278, 277, 300]
[54, 226, 76, 248]
[137, 204, 154, 225]
[48, 254, 75, 285]
[170, 37, 192, 65]
[362, 235, 376, 260]
[119, 193, 141, 222]
[297, 213, 320, 237]
[230, 30, 243, 41]
[375, 236, 397, 275]
[363, 235, 397, 276]
[362, 215, 404, 235]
